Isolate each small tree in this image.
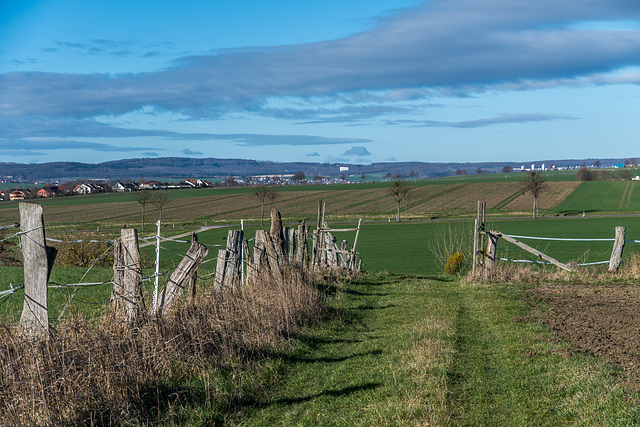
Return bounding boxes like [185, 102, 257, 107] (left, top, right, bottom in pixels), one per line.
[501, 165, 512, 174]
[254, 185, 278, 225]
[387, 175, 412, 222]
[577, 166, 596, 181]
[523, 171, 547, 219]
[151, 192, 171, 222]
[134, 190, 151, 230]
[593, 160, 601, 168]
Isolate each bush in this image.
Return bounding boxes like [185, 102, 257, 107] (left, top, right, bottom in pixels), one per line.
[55, 238, 114, 268]
[445, 252, 465, 275]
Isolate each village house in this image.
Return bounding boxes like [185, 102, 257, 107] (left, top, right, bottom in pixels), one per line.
[183, 178, 212, 188]
[139, 180, 164, 190]
[37, 185, 60, 198]
[9, 189, 28, 201]
[73, 183, 103, 195]
[113, 182, 138, 192]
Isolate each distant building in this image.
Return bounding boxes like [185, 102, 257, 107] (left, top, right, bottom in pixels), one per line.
[340, 166, 349, 172]
[113, 182, 138, 192]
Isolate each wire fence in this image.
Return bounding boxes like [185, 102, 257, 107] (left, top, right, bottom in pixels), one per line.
[496, 231, 640, 267]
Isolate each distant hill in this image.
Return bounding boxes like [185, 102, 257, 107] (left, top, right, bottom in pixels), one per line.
[0, 156, 634, 182]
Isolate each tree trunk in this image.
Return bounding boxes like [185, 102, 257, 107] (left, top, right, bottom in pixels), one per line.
[396, 202, 400, 222]
[260, 201, 265, 225]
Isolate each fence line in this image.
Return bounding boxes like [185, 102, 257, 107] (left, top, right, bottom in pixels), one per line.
[506, 234, 616, 242]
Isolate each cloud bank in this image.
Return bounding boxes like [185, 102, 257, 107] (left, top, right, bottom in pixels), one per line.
[2, 0, 640, 121]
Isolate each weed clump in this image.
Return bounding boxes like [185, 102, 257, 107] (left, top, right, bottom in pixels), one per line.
[444, 252, 465, 275]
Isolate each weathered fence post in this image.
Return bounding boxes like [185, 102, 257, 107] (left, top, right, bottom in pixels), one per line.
[485, 232, 498, 269]
[609, 226, 626, 272]
[19, 202, 57, 336]
[223, 230, 243, 288]
[472, 218, 479, 273]
[112, 228, 142, 324]
[159, 239, 208, 315]
[296, 220, 309, 267]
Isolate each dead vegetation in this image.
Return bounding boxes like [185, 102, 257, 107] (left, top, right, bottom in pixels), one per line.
[0, 264, 324, 425]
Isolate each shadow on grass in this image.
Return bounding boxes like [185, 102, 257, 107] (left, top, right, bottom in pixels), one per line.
[235, 382, 383, 409]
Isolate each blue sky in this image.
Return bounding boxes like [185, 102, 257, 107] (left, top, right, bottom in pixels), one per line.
[1, 0, 639, 165]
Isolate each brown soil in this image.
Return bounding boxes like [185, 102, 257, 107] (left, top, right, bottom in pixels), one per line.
[526, 283, 640, 382]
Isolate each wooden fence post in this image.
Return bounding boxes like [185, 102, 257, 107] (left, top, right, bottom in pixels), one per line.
[19, 202, 57, 336]
[472, 218, 479, 273]
[159, 239, 208, 315]
[296, 220, 309, 267]
[349, 219, 362, 270]
[609, 226, 626, 272]
[485, 232, 498, 269]
[113, 228, 142, 324]
[223, 230, 243, 288]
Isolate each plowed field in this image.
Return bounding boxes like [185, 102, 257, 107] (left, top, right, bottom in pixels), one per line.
[526, 284, 640, 384]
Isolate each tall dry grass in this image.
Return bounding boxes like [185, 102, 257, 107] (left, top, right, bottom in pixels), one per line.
[465, 262, 637, 286]
[0, 264, 323, 425]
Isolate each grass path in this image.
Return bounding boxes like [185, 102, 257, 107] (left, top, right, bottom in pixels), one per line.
[231, 274, 640, 426]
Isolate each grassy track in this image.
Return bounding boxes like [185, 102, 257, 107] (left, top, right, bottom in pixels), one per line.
[231, 274, 640, 426]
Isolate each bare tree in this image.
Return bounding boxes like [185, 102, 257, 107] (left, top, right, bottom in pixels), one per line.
[501, 165, 512, 174]
[254, 185, 278, 225]
[387, 175, 412, 222]
[292, 171, 306, 182]
[151, 192, 171, 222]
[134, 190, 151, 230]
[523, 171, 547, 219]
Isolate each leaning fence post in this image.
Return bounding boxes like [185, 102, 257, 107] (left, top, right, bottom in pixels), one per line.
[609, 226, 626, 272]
[19, 202, 57, 336]
[159, 239, 208, 315]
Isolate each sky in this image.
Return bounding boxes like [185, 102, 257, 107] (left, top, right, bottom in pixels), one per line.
[1, 0, 640, 165]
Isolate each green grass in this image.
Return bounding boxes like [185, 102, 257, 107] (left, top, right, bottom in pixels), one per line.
[555, 181, 640, 214]
[230, 273, 640, 425]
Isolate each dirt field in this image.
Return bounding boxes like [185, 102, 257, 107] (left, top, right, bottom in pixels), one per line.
[525, 284, 640, 385]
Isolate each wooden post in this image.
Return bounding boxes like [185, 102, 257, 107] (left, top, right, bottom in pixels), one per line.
[214, 249, 228, 290]
[472, 218, 479, 273]
[159, 240, 208, 314]
[485, 232, 498, 269]
[296, 220, 309, 266]
[480, 201, 486, 265]
[19, 203, 56, 336]
[113, 228, 142, 324]
[270, 208, 285, 258]
[609, 226, 626, 272]
[491, 230, 573, 272]
[349, 219, 362, 270]
[223, 230, 243, 288]
[288, 227, 296, 263]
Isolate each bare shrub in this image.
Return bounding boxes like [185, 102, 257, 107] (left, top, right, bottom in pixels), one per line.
[0, 228, 20, 266]
[55, 234, 114, 268]
[0, 264, 323, 425]
[429, 222, 473, 274]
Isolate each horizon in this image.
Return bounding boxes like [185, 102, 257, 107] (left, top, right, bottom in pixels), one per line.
[2, 1, 640, 165]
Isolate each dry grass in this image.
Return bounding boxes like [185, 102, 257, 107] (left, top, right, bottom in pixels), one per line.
[465, 262, 635, 286]
[0, 265, 323, 425]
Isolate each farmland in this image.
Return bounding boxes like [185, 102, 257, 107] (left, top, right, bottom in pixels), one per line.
[3, 173, 640, 424]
